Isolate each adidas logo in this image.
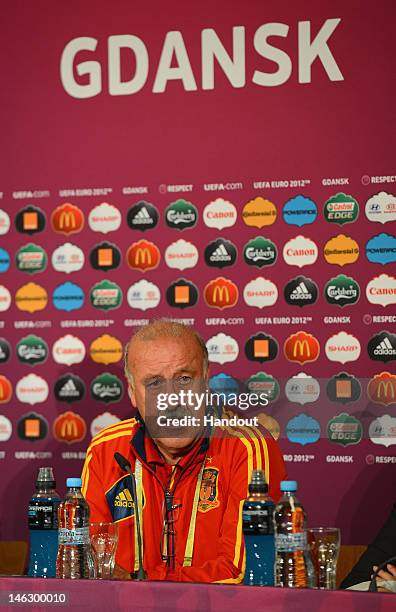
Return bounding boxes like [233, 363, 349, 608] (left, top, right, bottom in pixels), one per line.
[114, 488, 134, 508]
[210, 243, 231, 262]
[59, 379, 80, 397]
[132, 207, 154, 225]
[374, 337, 396, 356]
[290, 282, 312, 300]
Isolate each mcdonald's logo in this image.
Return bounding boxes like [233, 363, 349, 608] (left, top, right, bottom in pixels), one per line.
[127, 240, 160, 271]
[0, 375, 12, 403]
[53, 411, 86, 444]
[367, 372, 396, 406]
[378, 381, 395, 399]
[204, 277, 238, 309]
[293, 339, 310, 358]
[51, 203, 84, 235]
[284, 331, 320, 364]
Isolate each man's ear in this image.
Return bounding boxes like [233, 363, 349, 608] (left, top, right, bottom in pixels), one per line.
[128, 385, 136, 407]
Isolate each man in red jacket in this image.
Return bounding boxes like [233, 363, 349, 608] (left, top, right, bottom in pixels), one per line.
[82, 320, 286, 582]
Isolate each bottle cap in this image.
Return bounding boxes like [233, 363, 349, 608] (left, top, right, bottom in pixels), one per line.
[66, 477, 82, 488]
[250, 469, 266, 486]
[281, 480, 297, 492]
[36, 467, 56, 489]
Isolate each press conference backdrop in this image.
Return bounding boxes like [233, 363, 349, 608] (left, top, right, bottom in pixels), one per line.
[0, 0, 395, 545]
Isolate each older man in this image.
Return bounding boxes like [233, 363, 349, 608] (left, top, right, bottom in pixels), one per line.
[82, 320, 286, 582]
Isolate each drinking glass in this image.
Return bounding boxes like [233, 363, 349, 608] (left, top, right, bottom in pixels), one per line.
[307, 527, 340, 589]
[90, 522, 119, 580]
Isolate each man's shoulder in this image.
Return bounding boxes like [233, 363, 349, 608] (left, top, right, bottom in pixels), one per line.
[211, 417, 275, 455]
[86, 417, 138, 456]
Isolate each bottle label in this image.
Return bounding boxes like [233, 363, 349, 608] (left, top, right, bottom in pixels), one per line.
[242, 504, 274, 535]
[58, 527, 89, 545]
[275, 532, 307, 552]
[28, 499, 59, 530]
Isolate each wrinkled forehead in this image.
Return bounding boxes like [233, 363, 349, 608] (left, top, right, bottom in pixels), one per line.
[128, 334, 205, 377]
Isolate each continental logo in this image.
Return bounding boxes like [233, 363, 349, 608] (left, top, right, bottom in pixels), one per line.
[51, 203, 84, 235]
[127, 240, 161, 272]
[284, 331, 320, 364]
[15, 282, 48, 313]
[114, 489, 134, 508]
[89, 334, 123, 364]
[53, 411, 87, 444]
[323, 234, 359, 266]
[204, 277, 238, 309]
[242, 197, 277, 228]
[367, 372, 396, 406]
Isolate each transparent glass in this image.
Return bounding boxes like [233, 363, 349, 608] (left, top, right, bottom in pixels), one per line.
[307, 527, 341, 589]
[89, 522, 119, 580]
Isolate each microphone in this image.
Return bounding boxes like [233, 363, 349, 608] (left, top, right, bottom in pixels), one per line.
[368, 556, 396, 591]
[114, 452, 146, 580]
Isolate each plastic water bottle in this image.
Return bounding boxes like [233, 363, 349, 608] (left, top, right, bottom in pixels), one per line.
[27, 467, 60, 577]
[56, 478, 94, 579]
[274, 480, 315, 588]
[243, 469, 275, 586]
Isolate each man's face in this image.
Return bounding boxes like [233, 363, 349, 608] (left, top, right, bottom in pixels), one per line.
[128, 334, 207, 453]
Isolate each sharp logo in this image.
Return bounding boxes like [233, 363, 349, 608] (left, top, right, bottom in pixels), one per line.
[114, 489, 134, 508]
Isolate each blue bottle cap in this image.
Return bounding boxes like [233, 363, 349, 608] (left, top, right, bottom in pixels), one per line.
[66, 477, 82, 488]
[281, 480, 297, 492]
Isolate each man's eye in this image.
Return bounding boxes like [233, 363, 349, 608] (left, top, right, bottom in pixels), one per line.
[178, 375, 192, 385]
[146, 379, 162, 389]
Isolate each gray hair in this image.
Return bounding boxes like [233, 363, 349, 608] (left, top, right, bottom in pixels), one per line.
[124, 319, 209, 388]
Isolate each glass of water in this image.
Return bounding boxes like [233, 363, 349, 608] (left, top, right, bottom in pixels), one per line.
[307, 527, 341, 589]
[90, 522, 119, 580]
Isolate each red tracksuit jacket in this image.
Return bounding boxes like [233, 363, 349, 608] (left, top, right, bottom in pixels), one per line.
[82, 416, 286, 583]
